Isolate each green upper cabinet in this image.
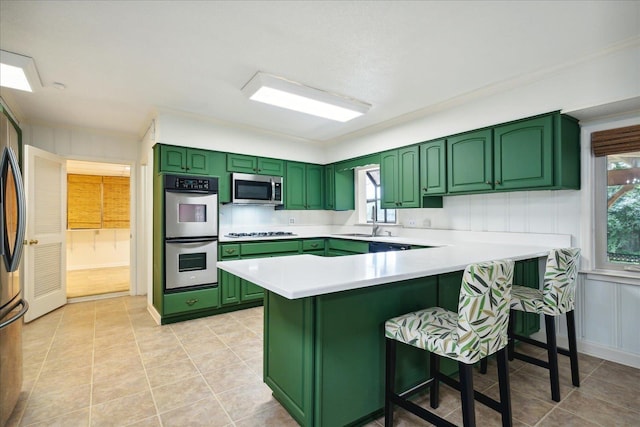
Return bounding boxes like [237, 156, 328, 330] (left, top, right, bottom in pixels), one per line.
[208, 151, 230, 203]
[419, 139, 447, 195]
[508, 112, 579, 191]
[494, 115, 553, 190]
[325, 163, 355, 211]
[447, 112, 580, 195]
[380, 146, 420, 208]
[227, 153, 284, 176]
[285, 161, 324, 210]
[447, 129, 493, 193]
[158, 145, 213, 175]
[324, 164, 335, 210]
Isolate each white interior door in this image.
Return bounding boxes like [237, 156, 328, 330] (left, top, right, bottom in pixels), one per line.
[23, 145, 67, 322]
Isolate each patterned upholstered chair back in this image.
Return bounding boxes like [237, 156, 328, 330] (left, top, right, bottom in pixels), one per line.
[541, 248, 581, 315]
[456, 259, 514, 361]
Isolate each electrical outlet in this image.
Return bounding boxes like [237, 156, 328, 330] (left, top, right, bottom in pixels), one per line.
[289, 217, 295, 224]
[407, 219, 417, 227]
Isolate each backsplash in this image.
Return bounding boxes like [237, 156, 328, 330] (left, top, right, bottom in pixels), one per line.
[220, 189, 581, 245]
[219, 204, 333, 231]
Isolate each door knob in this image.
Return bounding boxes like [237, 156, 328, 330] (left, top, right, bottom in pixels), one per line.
[29, 239, 39, 245]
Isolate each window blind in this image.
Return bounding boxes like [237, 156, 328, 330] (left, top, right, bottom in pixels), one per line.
[591, 124, 640, 157]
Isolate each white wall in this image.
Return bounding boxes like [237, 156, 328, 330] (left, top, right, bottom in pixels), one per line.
[327, 41, 640, 162]
[22, 122, 141, 294]
[155, 109, 325, 164]
[66, 229, 130, 270]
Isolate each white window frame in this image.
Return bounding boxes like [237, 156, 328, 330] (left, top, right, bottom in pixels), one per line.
[355, 166, 396, 225]
[594, 152, 640, 273]
[585, 114, 640, 275]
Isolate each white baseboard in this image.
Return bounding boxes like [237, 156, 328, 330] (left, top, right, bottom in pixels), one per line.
[67, 291, 129, 304]
[147, 304, 161, 325]
[526, 330, 640, 369]
[67, 262, 129, 271]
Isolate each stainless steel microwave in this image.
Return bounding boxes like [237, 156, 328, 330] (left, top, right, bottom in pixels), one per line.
[231, 173, 283, 205]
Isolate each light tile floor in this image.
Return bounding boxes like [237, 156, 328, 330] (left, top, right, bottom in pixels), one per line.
[6, 296, 640, 426]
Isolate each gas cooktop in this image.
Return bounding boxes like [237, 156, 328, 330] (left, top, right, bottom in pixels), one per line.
[225, 231, 297, 238]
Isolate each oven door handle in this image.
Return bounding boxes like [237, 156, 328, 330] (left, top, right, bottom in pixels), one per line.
[166, 237, 218, 244]
[0, 298, 29, 330]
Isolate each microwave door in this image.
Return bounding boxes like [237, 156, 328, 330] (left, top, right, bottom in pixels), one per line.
[1, 147, 26, 273]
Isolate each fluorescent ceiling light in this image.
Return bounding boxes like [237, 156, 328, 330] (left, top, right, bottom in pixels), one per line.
[242, 72, 370, 122]
[0, 50, 42, 92]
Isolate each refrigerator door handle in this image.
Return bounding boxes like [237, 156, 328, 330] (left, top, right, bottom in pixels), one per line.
[1, 147, 26, 272]
[0, 298, 29, 330]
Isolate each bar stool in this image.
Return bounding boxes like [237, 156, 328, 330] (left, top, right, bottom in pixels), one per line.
[384, 259, 514, 427]
[503, 247, 581, 402]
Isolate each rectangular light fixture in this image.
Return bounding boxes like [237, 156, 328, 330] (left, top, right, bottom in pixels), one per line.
[242, 72, 370, 122]
[0, 50, 42, 92]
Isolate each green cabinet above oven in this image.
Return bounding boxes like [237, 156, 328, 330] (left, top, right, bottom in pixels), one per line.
[227, 153, 284, 176]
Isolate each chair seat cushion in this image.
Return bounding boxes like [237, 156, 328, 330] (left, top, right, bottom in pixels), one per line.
[510, 285, 545, 314]
[385, 307, 479, 364]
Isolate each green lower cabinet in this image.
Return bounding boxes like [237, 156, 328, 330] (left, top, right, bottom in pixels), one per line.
[326, 239, 369, 255]
[264, 258, 542, 426]
[163, 287, 219, 315]
[265, 276, 438, 426]
[265, 293, 315, 426]
[241, 280, 264, 301]
[220, 270, 241, 305]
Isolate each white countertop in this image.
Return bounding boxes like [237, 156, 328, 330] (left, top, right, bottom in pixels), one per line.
[217, 240, 555, 299]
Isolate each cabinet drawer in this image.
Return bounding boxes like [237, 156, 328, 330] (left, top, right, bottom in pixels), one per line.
[219, 244, 240, 258]
[164, 287, 219, 315]
[302, 239, 325, 252]
[241, 240, 300, 256]
[327, 239, 369, 254]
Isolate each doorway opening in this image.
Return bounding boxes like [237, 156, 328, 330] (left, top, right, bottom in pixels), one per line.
[66, 160, 131, 299]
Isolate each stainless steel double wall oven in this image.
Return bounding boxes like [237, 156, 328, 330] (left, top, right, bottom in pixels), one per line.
[164, 174, 218, 292]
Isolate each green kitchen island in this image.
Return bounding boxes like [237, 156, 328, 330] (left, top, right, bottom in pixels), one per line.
[217, 240, 558, 426]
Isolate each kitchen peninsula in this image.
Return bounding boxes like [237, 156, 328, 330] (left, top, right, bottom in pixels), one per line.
[217, 232, 571, 426]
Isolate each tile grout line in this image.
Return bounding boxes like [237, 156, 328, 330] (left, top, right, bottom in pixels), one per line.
[128, 299, 165, 427]
[16, 307, 66, 427]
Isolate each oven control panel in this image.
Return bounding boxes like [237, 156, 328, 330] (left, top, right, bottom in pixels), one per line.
[164, 174, 218, 193]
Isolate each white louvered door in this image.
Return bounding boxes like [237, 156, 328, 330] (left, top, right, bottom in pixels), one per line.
[23, 145, 67, 322]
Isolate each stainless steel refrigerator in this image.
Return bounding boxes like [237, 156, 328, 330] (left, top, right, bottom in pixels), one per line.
[0, 107, 28, 427]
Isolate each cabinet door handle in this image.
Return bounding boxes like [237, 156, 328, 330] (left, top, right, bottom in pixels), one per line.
[495, 180, 501, 185]
[486, 181, 492, 184]
[185, 166, 190, 171]
[225, 248, 236, 254]
[423, 187, 428, 191]
[310, 243, 318, 248]
[29, 239, 39, 245]
[185, 299, 199, 306]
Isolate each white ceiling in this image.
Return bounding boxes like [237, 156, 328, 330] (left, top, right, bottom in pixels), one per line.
[1, 1, 639, 142]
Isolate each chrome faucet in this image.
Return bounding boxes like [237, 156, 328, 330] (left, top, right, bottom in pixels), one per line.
[371, 205, 380, 237]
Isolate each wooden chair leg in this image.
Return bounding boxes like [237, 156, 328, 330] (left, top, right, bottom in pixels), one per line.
[496, 348, 513, 427]
[507, 310, 515, 361]
[479, 357, 488, 374]
[544, 315, 561, 402]
[430, 352, 440, 409]
[458, 362, 476, 427]
[385, 338, 397, 426]
[566, 310, 580, 387]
